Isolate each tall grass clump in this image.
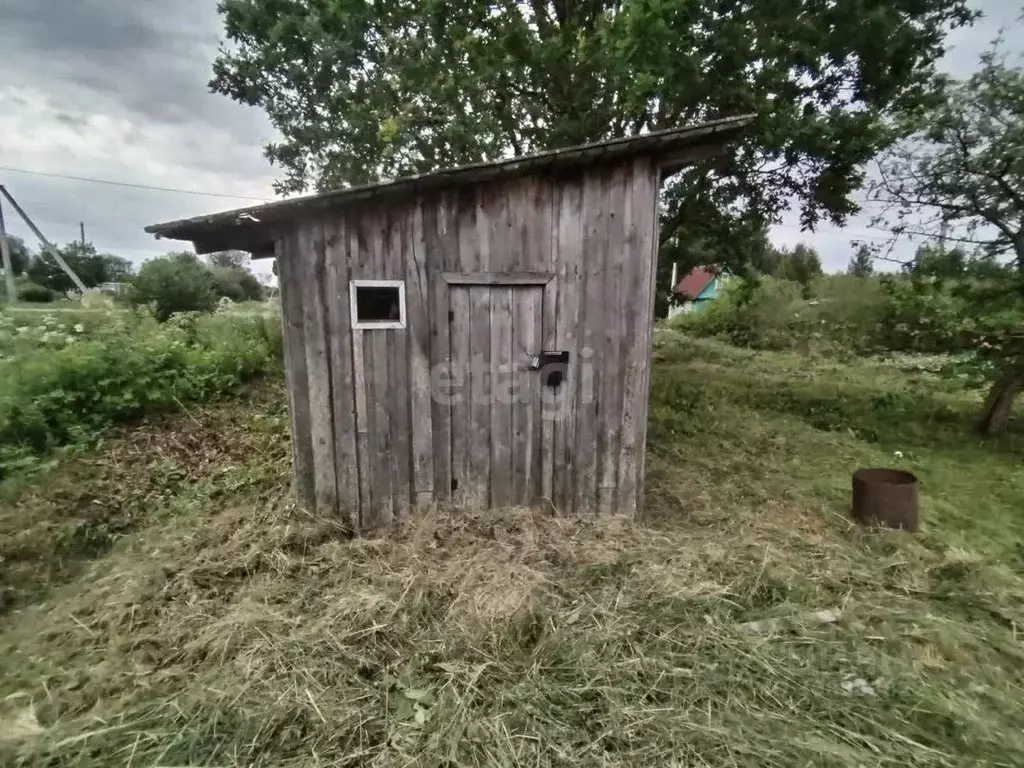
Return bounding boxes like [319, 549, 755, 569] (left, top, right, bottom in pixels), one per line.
[0, 308, 281, 476]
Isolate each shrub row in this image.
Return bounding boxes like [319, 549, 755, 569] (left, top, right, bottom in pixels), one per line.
[668, 274, 974, 356]
[0, 310, 282, 477]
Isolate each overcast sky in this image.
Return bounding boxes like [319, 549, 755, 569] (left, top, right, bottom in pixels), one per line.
[0, 0, 1020, 275]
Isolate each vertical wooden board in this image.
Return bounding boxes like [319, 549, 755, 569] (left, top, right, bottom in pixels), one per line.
[616, 161, 655, 519]
[551, 175, 584, 516]
[506, 176, 553, 508]
[512, 286, 542, 506]
[489, 286, 514, 507]
[361, 330, 380, 526]
[467, 285, 491, 508]
[276, 234, 315, 511]
[521, 177, 553, 271]
[385, 209, 412, 521]
[426, 196, 452, 501]
[451, 188, 478, 273]
[406, 202, 434, 509]
[504, 179, 527, 271]
[351, 329, 370, 529]
[297, 220, 339, 519]
[573, 169, 610, 518]
[473, 185, 492, 273]
[323, 216, 360, 531]
[539, 179, 558, 505]
[448, 285, 471, 507]
[348, 214, 373, 525]
[355, 208, 393, 529]
[630, 160, 661, 515]
[597, 166, 630, 517]
[369, 318, 394, 527]
[457, 185, 489, 509]
[481, 183, 508, 271]
[371, 210, 395, 528]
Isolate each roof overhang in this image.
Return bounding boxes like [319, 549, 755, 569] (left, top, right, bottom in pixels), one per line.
[145, 114, 755, 255]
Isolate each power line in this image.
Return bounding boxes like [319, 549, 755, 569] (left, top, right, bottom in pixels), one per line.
[0, 165, 272, 202]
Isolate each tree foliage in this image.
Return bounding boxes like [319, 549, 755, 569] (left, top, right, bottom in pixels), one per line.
[207, 250, 251, 270]
[26, 243, 134, 294]
[907, 243, 967, 281]
[848, 245, 875, 277]
[776, 244, 823, 296]
[209, 266, 264, 302]
[1, 235, 31, 277]
[129, 253, 217, 321]
[212, 0, 975, 274]
[871, 46, 1024, 433]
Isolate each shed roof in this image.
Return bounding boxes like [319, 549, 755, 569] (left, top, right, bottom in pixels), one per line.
[675, 267, 718, 299]
[145, 114, 754, 253]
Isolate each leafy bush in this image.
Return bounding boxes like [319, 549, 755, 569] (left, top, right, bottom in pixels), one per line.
[209, 266, 264, 302]
[16, 282, 55, 303]
[0, 309, 279, 477]
[671, 278, 812, 350]
[806, 275, 888, 352]
[129, 253, 216, 321]
[671, 274, 913, 355]
[876, 277, 967, 354]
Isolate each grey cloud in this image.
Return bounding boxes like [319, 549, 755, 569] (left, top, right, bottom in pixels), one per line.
[0, 0, 268, 143]
[0, 0, 276, 263]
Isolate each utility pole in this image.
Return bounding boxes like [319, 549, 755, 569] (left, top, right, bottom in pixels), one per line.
[0, 199, 15, 303]
[80, 222, 86, 247]
[0, 184, 88, 293]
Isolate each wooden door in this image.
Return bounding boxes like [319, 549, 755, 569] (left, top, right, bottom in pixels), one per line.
[448, 284, 544, 508]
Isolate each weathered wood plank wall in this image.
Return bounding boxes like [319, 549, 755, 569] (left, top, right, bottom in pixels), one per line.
[281, 157, 660, 531]
[276, 234, 315, 511]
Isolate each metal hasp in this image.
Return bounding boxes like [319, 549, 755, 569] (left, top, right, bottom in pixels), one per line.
[529, 350, 570, 389]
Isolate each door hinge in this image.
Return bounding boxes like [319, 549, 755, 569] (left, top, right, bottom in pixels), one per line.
[448, 310, 454, 322]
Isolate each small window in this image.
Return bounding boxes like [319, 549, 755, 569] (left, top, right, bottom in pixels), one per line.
[350, 279, 406, 329]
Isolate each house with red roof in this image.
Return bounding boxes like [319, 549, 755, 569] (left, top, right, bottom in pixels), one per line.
[670, 265, 721, 315]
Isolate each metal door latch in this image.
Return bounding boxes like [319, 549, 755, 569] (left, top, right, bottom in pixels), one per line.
[529, 350, 570, 388]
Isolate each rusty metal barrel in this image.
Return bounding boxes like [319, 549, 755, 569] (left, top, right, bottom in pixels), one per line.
[851, 468, 920, 531]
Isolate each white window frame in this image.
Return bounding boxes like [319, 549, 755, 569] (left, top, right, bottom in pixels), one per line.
[349, 279, 407, 330]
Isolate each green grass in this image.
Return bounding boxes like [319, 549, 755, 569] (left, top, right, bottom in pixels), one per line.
[0, 330, 1022, 766]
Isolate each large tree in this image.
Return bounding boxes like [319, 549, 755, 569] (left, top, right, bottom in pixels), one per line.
[871, 46, 1024, 434]
[129, 252, 218, 321]
[207, 249, 251, 269]
[848, 245, 875, 277]
[212, 0, 974, 273]
[1, 235, 31, 276]
[26, 243, 132, 294]
[776, 243, 823, 296]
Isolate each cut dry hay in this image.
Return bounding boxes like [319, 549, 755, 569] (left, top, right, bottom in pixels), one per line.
[2, 334, 1024, 766]
[2, 491, 1023, 767]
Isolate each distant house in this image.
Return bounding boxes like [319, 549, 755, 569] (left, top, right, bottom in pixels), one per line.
[669, 266, 721, 316]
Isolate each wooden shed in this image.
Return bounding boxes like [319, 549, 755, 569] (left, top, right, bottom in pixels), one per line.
[146, 115, 752, 532]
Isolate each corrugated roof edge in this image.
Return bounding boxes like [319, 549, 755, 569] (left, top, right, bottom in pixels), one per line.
[145, 114, 755, 246]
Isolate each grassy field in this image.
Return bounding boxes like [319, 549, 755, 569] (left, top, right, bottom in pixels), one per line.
[1, 330, 1022, 766]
